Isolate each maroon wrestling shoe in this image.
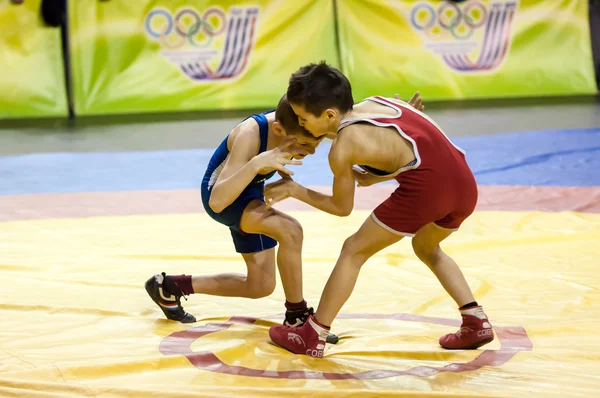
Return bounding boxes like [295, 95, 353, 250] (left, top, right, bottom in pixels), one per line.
[145, 272, 196, 323]
[269, 315, 330, 357]
[439, 306, 494, 349]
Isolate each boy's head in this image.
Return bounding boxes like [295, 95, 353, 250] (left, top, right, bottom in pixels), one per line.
[286, 61, 354, 137]
[273, 94, 324, 159]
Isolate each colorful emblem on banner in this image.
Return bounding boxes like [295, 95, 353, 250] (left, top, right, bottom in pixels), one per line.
[409, 1, 518, 72]
[144, 6, 259, 81]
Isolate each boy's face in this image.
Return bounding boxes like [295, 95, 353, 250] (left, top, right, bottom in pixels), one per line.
[290, 103, 332, 138]
[285, 129, 325, 160]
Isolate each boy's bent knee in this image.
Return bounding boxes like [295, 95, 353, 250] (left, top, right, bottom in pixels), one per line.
[271, 217, 303, 246]
[412, 237, 440, 266]
[246, 278, 276, 298]
[339, 234, 371, 264]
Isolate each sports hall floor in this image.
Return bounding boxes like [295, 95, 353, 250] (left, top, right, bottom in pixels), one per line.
[1, 97, 599, 397]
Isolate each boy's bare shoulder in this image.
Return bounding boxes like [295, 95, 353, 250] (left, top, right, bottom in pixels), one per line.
[332, 123, 364, 150]
[228, 116, 262, 155]
[329, 125, 360, 164]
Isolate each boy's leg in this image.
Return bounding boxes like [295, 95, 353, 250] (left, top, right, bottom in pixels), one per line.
[145, 195, 279, 322]
[190, 248, 276, 298]
[190, 199, 321, 327]
[412, 223, 493, 349]
[146, 199, 305, 322]
[269, 215, 404, 356]
[240, 200, 329, 330]
[411, 223, 475, 306]
[161, 200, 287, 299]
[145, 247, 276, 324]
[145, 250, 276, 324]
[239, 200, 304, 304]
[314, 216, 404, 326]
[268, 218, 493, 355]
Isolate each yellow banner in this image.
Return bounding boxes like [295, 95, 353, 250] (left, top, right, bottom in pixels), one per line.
[0, 0, 68, 118]
[69, 0, 338, 115]
[337, 0, 597, 100]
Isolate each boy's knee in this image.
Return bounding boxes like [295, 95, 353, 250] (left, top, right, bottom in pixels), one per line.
[339, 234, 371, 264]
[411, 237, 439, 266]
[272, 217, 303, 246]
[246, 277, 276, 299]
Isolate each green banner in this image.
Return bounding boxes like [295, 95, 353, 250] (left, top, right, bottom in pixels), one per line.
[69, 0, 338, 115]
[337, 0, 597, 100]
[0, 0, 68, 118]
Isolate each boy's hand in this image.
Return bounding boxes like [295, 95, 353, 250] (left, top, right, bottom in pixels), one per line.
[395, 92, 425, 112]
[252, 139, 307, 176]
[264, 172, 298, 208]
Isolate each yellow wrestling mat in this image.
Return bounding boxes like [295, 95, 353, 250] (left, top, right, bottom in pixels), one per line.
[1, 210, 599, 397]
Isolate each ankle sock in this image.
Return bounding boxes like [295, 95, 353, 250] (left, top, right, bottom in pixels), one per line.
[285, 300, 308, 311]
[459, 301, 479, 310]
[170, 274, 194, 295]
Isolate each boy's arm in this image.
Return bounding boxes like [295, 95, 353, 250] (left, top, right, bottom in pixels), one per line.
[208, 126, 261, 213]
[209, 125, 304, 214]
[265, 136, 356, 217]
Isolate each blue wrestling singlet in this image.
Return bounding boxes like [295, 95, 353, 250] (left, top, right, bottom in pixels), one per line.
[200, 111, 278, 253]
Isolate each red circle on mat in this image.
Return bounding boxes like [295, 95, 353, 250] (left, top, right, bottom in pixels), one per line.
[159, 313, 532, 379]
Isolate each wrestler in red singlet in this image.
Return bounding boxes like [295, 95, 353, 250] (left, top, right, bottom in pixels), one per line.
[267, 62, 494, 357]
[340, 96, 478, 236]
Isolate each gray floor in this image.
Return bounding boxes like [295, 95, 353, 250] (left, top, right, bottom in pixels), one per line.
[0, 98, 598, 156]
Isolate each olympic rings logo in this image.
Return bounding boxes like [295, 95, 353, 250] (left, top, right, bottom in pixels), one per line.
[145, 7, 227, 49]
[410, 1, 488, 40]
[145, 6, 259, 81]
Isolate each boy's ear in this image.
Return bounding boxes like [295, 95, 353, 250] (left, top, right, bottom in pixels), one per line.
[325, 108, 337, 121]
[272, 121, 287, 137]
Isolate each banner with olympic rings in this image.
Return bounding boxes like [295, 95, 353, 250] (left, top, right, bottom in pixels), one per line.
[337, 0, 597, 100]
[0, 0, 68, 118]
[68, 0, 338, 115]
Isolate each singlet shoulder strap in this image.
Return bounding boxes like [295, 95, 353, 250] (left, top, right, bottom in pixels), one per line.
[337, 96, 402, 132]
[250, 113, 270, 153]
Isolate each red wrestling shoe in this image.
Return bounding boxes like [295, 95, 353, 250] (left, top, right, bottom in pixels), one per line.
[439, 306, 494, 349]
[269, 315, 330, 358]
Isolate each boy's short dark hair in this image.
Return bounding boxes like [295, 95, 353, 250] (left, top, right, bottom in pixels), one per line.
[275, 94, 308, 135]
[286, 61, 354, 116]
